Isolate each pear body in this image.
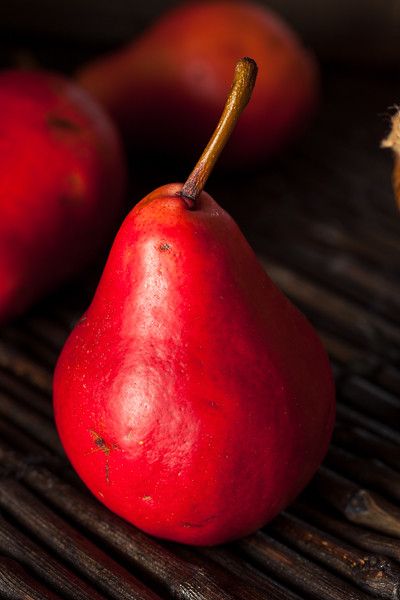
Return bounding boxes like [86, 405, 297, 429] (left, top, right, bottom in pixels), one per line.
[0, 70, 126, 322]
[77, 1, 319, 166]
[54, 184, 335, 545]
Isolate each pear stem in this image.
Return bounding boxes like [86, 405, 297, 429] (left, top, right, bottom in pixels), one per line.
[180, 57, 258, 208]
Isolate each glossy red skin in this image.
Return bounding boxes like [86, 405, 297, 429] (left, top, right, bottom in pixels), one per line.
[77, 0, 319, 166]
[54, 183, 335, 546]
[0, 70, 126, 322]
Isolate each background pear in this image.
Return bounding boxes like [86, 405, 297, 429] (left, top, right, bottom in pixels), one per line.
[0, 69, 126, 323]
[54, 59, 335, 546]
[77, 0, 319, 167]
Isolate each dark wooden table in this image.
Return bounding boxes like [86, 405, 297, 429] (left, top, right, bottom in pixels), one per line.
[0, 47, 399, 599]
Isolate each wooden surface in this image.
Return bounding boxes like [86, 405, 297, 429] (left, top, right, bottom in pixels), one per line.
[0, 53, 400, 599]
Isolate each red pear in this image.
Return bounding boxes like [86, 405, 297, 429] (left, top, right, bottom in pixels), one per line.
[0, 69, 126, 323]
[54, 59, 334, 546]
[77, 0, 319, 166]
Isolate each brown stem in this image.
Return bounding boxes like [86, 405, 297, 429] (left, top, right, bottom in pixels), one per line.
[180, 57, 258, 208]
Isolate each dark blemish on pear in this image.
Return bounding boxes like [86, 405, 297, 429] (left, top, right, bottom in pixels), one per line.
[47, 114, 81, 132]
[158, 242, 171, 252]
[181, 515, 217, 528]
[88, 429, 119, 485]
[208, 400, 219, 410]
[88, 429, 118, 456]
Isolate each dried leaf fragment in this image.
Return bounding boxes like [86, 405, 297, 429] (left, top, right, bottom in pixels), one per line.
[382, 110, 400, 209]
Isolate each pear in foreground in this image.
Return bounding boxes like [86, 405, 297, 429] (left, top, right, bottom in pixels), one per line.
[54, 59, 335, 546]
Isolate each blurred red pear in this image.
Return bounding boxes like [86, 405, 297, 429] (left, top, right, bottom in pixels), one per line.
[78, 0, 319, 166]
[0, 70, 127, 322]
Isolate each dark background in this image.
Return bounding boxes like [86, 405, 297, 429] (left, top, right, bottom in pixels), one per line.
[0, 0, 400, 66]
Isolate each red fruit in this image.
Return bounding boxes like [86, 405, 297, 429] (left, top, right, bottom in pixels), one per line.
[77, 0, 319, 166]
[54, 60, 334, 546]
[0, 70, 126, 322]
